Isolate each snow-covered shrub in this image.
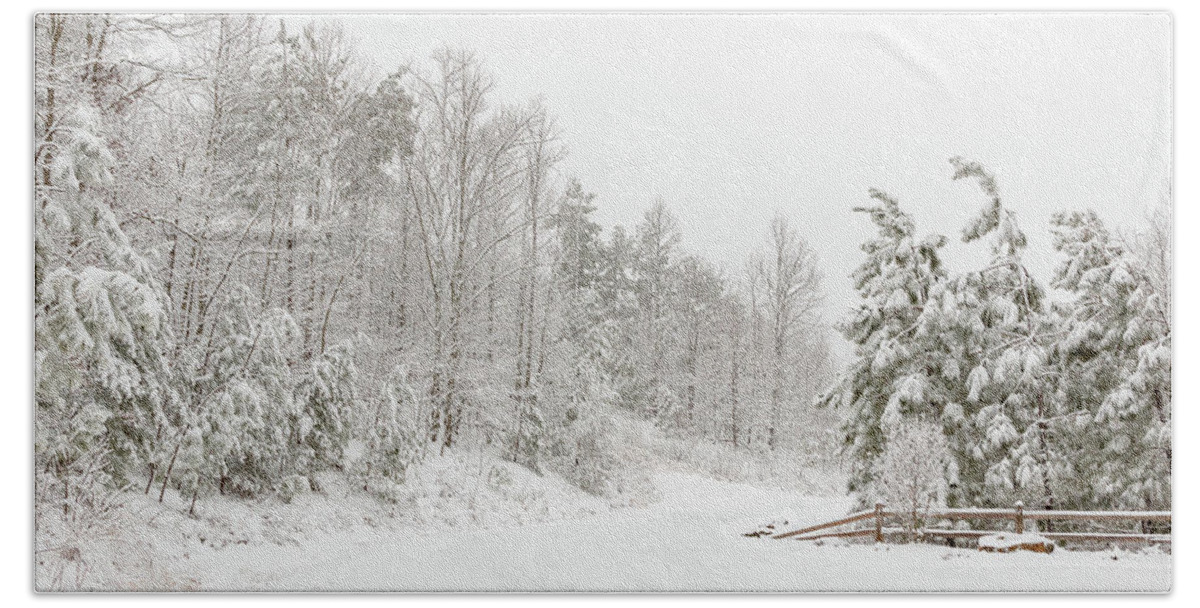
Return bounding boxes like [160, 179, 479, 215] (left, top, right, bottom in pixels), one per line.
[554, 411, 624, 496]
[876, 417, 950, 541]
[356, 365, 425, 500]
[542, 402, 658, 503]
[36, 266, 174, 491]
[650, 383, 685, 432]
[35, 441, 131, 591]
[180, 292, 300, 498]
[487, 463, 515, 490]
[278, 474, 313, 503]
[294, 341, 360, 478]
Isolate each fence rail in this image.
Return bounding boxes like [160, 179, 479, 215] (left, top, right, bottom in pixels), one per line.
[770, 510, 876, 540]
[770, 502, 1171, 546]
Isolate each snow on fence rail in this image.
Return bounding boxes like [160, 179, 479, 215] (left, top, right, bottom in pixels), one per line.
[770, 502, 1171, 546]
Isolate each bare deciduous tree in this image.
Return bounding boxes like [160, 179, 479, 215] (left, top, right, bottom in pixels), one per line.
[397, 49, 549, 451]
[754, 213, 822, 451]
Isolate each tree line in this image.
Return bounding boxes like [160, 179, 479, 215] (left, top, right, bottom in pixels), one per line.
[34, 14, 830, 516]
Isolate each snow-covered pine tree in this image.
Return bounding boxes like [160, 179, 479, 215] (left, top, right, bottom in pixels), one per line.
[939, 157, 1065, 511]
[1050, 208, 1171, 512]
[37, 265, 174, 493]
[35, 14, 177, 513]
[817, 188, 948, 499]
[543, 181, 625, 492]
[550, 180, 617, 419]
[596, 225, 641, 412]
[632, 203, 684, 425]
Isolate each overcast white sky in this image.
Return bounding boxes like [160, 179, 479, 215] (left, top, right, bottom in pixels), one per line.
[333, 13, 1170, 345]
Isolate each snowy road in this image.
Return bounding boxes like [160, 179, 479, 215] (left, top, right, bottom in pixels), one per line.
[189, 473, 1171, 592]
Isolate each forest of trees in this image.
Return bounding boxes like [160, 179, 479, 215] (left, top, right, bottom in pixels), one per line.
[33, 14, 833, 519]
[820, 159, 1172, 517]
[34, 14, 1171, 536]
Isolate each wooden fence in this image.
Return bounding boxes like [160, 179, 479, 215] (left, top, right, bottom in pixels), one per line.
[771, 502, 1171, 546]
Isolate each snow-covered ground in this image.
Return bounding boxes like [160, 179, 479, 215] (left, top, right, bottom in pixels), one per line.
[173, 472, 1167, 593]
[36, 421, 1170, 593]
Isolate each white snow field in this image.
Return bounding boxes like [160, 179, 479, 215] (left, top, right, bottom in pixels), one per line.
[35, 426, 1171, 593]
[175, 472, 1168, 593]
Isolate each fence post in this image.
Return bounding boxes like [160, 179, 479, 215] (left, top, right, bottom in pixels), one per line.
[874, 503, 885, 543]
[1015, 501, 1024, 534]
